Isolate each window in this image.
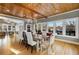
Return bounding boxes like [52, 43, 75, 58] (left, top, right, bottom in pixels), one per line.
[48, 21, 54, 33]
[55, 21, 63, 35]
[12, 26, 15, 30]
[42, 23, 47, 31]
[8, 26, 11, 31]
[37, 23, 42, 34]
[3, 25, 7, 32]
[27, 24, 31, 32]
[38, 23, 41, 31]
[35, 24, 37, 32]
[65, 19, 76, 36]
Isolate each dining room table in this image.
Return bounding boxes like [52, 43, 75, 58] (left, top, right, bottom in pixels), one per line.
[33, 32, 52, 52]
[34, 34, 43, 52]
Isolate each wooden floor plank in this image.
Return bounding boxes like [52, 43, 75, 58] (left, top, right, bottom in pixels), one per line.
[0, 35, 79, 55]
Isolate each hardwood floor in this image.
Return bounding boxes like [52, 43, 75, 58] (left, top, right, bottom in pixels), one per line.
[54, 40, 79, 55]
[0, 34, 79, 55]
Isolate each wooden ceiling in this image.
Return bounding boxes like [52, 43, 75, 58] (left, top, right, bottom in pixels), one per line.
[0, 3, 79, 20]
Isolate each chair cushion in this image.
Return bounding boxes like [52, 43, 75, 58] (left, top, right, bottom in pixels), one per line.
[28, 41, 37, 46]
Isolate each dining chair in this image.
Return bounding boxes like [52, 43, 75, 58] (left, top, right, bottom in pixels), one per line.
[48, 35, 55, 55]
[49, 35, 55, 46]
[32, 31, 37, 41]
[42, 31, 47, 41]
[16, 31, 23, 43]
[20, 31, 31, 50]
[25, 32, 37, 53]
[42, 31, 46, 36]
[40, 35, 55, 54]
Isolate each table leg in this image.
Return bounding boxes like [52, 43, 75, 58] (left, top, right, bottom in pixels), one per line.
[36, 40, 39, 52]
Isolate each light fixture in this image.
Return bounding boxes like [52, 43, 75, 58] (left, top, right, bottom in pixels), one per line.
[34, 14, 38, 17]
[55, 9, 59, 13]
[6, 9, 10, 12]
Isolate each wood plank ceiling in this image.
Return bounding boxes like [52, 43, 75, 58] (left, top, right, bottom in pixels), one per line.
[0, 3, 79, 20]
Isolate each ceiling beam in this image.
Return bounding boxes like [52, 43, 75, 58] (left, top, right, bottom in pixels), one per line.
[15, 4, 47, 18]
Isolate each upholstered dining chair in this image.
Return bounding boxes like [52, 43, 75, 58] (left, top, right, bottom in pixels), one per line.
[22, 31, 28, 48]
[25, 31, 37, 53]
[42, 31, 47, 41]
[48, 35, 55, 55]
[40, 35, 55, 54]
[16, 31, 23, 43]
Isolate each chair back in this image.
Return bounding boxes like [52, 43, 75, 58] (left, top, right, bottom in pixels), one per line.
[49, 35, 55, 45]
[42, 31, 46, 37]
[16, 31, 23, 41]
[22, 31, 28, 43]
[25, 32, 33, 44]
[33, 30, 36, 35]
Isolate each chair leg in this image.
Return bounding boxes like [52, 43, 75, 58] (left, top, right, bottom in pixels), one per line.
[31, 46, 36, 53]
[34, 46, 36, 52]
[26, 44, 29, 50]
[31, 46, 33, 53]
[40, 46, 43, 52]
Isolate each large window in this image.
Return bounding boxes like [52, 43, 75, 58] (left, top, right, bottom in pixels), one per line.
[27, 24, 31, 32]
[8, 26, 11, 31]
[46, 17, 78, 38]
[38, 23, 41, 31]
[48, 21, 54, 33]
[65, 19, 76, 36]
[35, 24, 37, 32]
[55, 21, 63, 35]
[42, 23, 47, 32]
[2, 24, 7, 32]
[37, 23, 42, 34]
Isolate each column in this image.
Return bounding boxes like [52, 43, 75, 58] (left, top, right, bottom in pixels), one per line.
[63, 20, 66, 36]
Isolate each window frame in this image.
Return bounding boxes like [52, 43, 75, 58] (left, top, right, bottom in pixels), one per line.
[47, 17, 79, 38]
[55, 20, 64, 36]
[63, 17, 78, 38]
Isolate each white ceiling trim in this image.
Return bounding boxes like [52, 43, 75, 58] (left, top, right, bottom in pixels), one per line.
[38, 9, 79, 22]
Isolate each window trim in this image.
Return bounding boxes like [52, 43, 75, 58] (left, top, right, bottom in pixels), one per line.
[47, 17, 79, 39]
[55, 20, 64, 36]
[64, 17, 78, 38]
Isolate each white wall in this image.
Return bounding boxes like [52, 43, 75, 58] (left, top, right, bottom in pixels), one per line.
[78, 17, 79, 38]
[0, 16, 24, 32]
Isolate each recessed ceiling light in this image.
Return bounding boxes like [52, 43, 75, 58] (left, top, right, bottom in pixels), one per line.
[34, 14, 38, 17]
[6, 9, 10, 12]
[55, 10, 59, 13]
